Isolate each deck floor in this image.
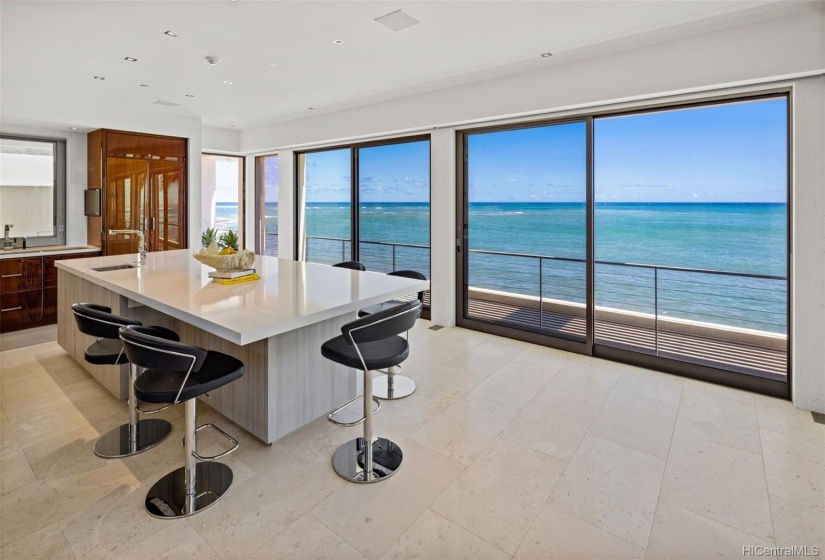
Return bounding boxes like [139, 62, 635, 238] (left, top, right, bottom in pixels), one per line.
[467, 298, 787, 380]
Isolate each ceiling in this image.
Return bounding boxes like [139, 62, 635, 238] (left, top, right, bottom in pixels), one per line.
[0, 1, 784, 130]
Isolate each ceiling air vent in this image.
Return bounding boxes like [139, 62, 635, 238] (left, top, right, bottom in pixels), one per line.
[374, 9, 420, 32]
[153, 100, 179, 107]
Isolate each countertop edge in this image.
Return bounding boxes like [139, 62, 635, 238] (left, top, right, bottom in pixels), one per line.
[0, 246, 101, 260]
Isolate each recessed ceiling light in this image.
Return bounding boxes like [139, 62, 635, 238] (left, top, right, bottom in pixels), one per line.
[375, 9, 420, 32]
[164, 30, 179, 37]
[93, 76, 105, 80]
[70, 127, 78, 130]
[269, 63, 280, 68]
[540, 52, 553, 58]
[332, 39, 345, 45]
[124, 57, 138, 62]
[222, 80, 234, 85]
[140, 84, 150, 87]
[185, 94, 195, 97]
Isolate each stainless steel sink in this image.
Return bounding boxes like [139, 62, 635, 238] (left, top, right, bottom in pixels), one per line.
[91, 264, 139, 272]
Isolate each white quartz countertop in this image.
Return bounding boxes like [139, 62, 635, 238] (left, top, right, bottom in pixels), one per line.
[0, 245, 100, 260]
[56, 249, 430, 345]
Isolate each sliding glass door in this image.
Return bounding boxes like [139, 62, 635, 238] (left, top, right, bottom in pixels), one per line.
[202, 154, 244, 245]
[255, 154, 279, 256]
[458, 93, 790, 395]
[593, 97, 788, 381]
[462, 121, 589, 347]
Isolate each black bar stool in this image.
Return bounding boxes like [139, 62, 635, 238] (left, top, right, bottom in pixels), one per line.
[357, 270, 427, 400]
[120, 325, 245, 518]
[71, 302, 178, 458]
[332, 260, 366, 271]
[321, 300, 421, 483]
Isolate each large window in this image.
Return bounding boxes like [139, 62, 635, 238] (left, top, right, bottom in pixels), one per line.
[296, 137, 431, 276]
[458, 94, 790, 394]
[202, 154, 244, 246]
[0, 136, 66, 246]
[255, 154, 279, 256]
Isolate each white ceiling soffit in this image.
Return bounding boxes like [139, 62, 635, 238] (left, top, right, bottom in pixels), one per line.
[0, 0, 796, 130]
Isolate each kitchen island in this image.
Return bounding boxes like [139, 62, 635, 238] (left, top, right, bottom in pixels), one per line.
[56, 250, 429, 443]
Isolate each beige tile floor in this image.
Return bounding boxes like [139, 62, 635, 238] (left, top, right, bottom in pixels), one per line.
[0, 320, 823, 560]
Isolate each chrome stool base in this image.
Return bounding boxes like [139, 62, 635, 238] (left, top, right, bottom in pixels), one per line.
[93, 419, 172, 458]
[372, 373, 416, 400]
[332, 437, 403, 483]
[145, 462, 233, 519]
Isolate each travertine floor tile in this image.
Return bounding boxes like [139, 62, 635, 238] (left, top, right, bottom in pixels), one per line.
[543, 361, 620, 406]
[0, 523, 75, 560]
[769, 494, 825, 550]
[0, 405, 94, 457]
[661, 432, 774, 542]
[548, 436, 665, 548]
[431, 437, 565, 555]
[612, 368, 683, 406]
[0, 449, 37, 495]
[409, 392, 519, 465]
[312, 440, 465, 560]
[761, 429, 825, 511]
[675, 389, 761, 455]
[111, 522, 220, 560]
[501, 389, 602, 462]
[403, 357, 496, 413]
[470, 347, 566, 410]
[588, 390, 678, 458]
[515, 506, 645, 560]
[682, 378, 755, 404]
[756, 401, 825, 448]
[250, 514, 366, 559]
[379, 509, 509, 560]
[645, 500, 774, 559]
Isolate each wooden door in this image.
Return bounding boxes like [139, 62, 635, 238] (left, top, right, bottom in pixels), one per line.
[104, 158, 148, 256]
[147, 161, 186, 251]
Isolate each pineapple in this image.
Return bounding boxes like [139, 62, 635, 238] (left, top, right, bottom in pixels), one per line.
[219, 230, 239, 251]
[201, 227, 218, 247]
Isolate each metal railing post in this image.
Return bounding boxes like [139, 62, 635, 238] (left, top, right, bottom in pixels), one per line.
[539, 257, 544, 331]
[392, 244, 396, 271]
[341, 240, 345, 262]
[654, 268, 659, 356]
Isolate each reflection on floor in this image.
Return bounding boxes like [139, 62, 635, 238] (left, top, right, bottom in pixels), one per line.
[0, 320, 822, 559]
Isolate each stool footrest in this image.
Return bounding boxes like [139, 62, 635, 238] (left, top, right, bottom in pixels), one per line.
[192, 423, 239, 461]
[328, 395, 381, 427]
[136, 403, 174, 415]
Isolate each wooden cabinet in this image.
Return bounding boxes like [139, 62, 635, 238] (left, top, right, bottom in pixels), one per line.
[0, 251, 99, 333]
[87, 129, 188, 256]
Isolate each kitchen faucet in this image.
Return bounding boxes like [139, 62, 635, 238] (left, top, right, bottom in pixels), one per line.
[3, 225, 13, 250]
[108, 229, 146, 264]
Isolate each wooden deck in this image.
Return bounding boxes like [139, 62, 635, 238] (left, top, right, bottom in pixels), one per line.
[467, 298, 787, 380]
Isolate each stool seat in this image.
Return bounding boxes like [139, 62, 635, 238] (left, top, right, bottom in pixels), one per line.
[84, 338, 129, 365]
[321, 335, 409, 371]
[357, 300, 405, 318]
[135, 352, 244, 404]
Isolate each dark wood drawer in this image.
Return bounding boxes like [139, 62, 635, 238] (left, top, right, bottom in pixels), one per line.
[43, 286, 57, 324]
[0, 257, 43, 293]
[0, 289, 43, 332]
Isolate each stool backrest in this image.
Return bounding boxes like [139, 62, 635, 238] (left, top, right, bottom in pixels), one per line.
[332, 261, 366, 271]
[120, 325, 208, 373]
[343, 300, 422, 345]
[72, 302, 140, 339]
[387, 270, 427, 303]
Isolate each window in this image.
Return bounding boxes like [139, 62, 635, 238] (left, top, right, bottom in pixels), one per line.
[255, 154, 279, 256]
[0, 135, 66, 246]
[295, 137, 431, 305]
[201, 154, 244, 246]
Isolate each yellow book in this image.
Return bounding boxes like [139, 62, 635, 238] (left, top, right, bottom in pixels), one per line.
[211, 273, 260, 285]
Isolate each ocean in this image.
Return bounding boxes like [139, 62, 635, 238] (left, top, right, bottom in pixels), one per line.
[214, 201, 788, 333]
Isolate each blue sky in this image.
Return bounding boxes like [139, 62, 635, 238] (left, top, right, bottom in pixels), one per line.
[297, 97, 787, 204]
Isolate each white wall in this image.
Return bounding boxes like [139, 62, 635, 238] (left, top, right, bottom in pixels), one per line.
[0, 89, 203, 248]
[0, 123, 88, 246]
[242, 6, 825, 411]
[202, 126, 241, 154]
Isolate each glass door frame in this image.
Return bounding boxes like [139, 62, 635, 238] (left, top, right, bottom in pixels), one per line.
[202, 152, 246, 248]
[455, 90, 791, 400]
[254, 153, 277, 255]
[455, 116, 594, 356]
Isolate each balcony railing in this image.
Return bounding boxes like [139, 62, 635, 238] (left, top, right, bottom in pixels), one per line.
[304, 235, 431, 278]
[467, 248, 787, 379]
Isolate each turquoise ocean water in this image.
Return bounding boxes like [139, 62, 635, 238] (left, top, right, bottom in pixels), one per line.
[214, 202, 788, 333]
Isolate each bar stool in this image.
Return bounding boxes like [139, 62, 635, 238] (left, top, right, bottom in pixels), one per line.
[119, 325, 245, 518]
[71, 302, 178, 458]
[357, 270, 427, 400]
[332, 260, 366, 271]
[321, 300, 422, 483]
